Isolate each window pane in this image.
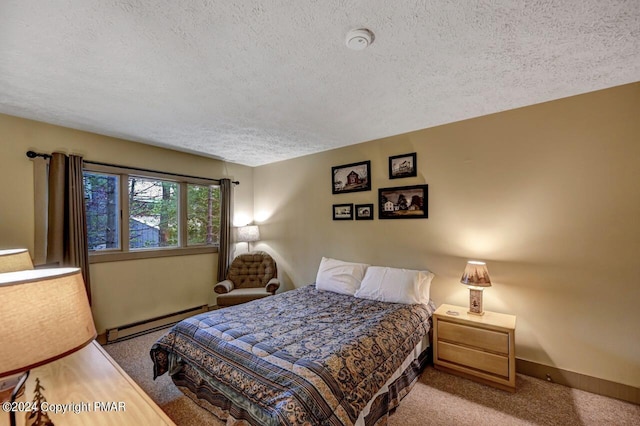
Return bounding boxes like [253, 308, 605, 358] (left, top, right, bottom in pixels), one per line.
[128, 177, 178, 249]
[84, 172, 120, 251]
[187, 184, 220, 246]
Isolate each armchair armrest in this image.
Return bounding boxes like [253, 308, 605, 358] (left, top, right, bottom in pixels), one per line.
[214, 279, 234, 294]
[265, 278, 280, 294]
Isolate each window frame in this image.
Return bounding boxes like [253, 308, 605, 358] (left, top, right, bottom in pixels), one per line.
[84, 164, 219, 264]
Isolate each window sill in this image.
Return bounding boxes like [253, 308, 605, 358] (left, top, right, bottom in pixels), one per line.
[89, 246, 218, 263]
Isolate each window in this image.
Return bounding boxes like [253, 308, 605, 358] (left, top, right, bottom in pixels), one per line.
[128, 177, 179, 249]
[83, 168, 220, 262]
[85, 172, 120, 250]
[187, 184, 221, 246]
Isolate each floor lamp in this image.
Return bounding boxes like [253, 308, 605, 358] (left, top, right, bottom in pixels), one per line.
[236, 225, 260, 252]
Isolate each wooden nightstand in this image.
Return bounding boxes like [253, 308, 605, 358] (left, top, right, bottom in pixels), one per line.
[433, 304, 516, 392]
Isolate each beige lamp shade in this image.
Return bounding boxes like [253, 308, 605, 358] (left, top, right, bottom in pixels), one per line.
[0, 249, 33, 273]
[460, 260, 492, 287]
[0, 268, 97, 378]
[236, 225, 260, 243]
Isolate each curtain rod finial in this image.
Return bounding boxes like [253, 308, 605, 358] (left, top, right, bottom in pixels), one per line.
[26, 151, 51, 159]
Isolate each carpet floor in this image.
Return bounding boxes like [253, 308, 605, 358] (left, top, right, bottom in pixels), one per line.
[103, 328, 639, 425]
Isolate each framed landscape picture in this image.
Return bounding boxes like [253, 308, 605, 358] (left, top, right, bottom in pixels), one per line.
[378, 184, 428, 219]
[355, 203, 374, 220]
[332, 160, 371, 194]
[389, 153, 417, 179]
[333, 203, 354, 220]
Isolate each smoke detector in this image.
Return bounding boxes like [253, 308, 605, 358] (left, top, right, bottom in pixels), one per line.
[345, 28, 374, 50]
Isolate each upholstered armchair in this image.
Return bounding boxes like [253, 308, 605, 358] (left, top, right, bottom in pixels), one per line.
[214, 251, 280, 307]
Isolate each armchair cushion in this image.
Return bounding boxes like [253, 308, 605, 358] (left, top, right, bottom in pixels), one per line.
[227, 251, 277, 288]
[216, 288, 272, 307]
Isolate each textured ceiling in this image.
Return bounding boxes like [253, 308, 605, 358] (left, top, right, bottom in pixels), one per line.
[1, 1, 639, 166]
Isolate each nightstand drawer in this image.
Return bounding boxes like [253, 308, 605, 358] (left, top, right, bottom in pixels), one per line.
[438, 320, 509, 354]
[438, 341, 509, 377]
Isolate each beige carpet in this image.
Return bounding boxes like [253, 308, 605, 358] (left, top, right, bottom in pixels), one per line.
[103, 328, 639, 425]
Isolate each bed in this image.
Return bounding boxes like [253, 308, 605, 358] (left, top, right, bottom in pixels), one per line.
[151, 260, 435, 426]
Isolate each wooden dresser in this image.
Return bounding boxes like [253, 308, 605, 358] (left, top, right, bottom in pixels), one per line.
[433, 304, 516, 392]
[1, 340, 175, 426]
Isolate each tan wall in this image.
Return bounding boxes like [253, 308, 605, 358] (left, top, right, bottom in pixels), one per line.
[0, 113, 254, 333]
[253, 83, 640, 387]
[1, 83, 638, 388]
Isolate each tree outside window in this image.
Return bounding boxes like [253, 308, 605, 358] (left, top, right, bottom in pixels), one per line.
[83, 171, 220, 253]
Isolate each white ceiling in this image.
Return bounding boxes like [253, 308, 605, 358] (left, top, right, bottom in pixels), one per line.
[1, 1, 638, 167]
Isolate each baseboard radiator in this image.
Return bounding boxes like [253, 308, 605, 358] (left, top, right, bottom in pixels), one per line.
[105, 305, 208, 344]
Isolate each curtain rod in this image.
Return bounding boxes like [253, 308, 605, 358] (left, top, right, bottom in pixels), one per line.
[26, 151, 239, 185]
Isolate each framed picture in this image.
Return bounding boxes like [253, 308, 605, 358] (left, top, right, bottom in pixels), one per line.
[333, 203, 354, 220]
[378, 184, 428, 219]
[332, 160, 371, 194]
[355, 204, 374, 220]
[389, 153, 417, 179]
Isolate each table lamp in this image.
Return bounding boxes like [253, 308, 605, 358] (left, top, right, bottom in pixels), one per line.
[460, 260, 492, 315]
[0, 267, 97, 426]
[236, 225, 260, 251]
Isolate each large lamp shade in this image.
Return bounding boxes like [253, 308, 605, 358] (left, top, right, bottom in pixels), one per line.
[0, 268, 97, 378]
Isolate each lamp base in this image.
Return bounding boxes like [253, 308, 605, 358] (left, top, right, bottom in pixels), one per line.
[9, 371, 30, 426]
[468, 288, 485, 315]
[1, 373, 23, 403]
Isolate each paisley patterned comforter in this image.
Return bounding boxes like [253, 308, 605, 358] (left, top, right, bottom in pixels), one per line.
[151, 284, 435, 425]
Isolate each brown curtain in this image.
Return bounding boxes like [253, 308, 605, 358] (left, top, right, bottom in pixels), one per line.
[216, 178, 233, 282]
[33, 157, 49, 265]
[47, 152, 92, 304]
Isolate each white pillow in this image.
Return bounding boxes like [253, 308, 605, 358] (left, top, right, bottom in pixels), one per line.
[354, 266, 434, 305]
[315, 257, 369, 296]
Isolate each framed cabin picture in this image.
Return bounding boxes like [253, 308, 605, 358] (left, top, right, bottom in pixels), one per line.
[355, 204, 374, 220]
[378, 184, 428, 219]
[389, 153, 417, 179]
[332, 161, 371, 194]
[333, 203, 354, 220]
